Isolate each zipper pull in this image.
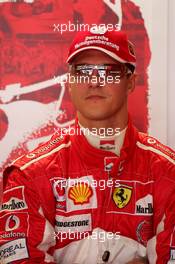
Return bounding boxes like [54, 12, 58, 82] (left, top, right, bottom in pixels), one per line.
[102, 250, 110, 262]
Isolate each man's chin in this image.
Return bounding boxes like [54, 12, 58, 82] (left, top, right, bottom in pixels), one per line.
[80, 113, 111, 122]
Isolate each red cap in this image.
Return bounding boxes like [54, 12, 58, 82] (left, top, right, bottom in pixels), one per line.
[67, 28, 136, 68]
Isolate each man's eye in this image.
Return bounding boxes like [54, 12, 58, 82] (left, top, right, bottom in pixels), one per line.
[98, 70, 106, 76]
[76, 69, 92, 75]
[82, 69, 92, 75]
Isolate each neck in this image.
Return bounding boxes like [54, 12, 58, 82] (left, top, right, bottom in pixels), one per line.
[77, 111, 128, 136]
[78, 121, 127, 156]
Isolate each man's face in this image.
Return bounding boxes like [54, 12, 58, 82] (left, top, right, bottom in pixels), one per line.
[68, 50, 135, 122]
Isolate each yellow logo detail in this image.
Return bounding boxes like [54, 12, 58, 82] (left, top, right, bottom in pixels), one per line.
[68, 183, 93, 205]
[113, 185, 132, 208]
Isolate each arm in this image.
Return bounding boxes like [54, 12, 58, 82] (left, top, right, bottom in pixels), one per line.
[147, 173, 175, 264]
[0, 167, 56, 264]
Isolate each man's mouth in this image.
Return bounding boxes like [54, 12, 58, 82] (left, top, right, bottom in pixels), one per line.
[85, 95, 106, 100]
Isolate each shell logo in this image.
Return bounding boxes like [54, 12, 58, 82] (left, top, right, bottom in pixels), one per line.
[68, 183, 93, 205]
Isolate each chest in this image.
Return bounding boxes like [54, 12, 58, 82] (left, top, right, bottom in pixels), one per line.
[50, 167, 154, 246]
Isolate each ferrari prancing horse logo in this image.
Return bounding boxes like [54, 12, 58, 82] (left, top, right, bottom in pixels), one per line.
[113, 185, 132, 208]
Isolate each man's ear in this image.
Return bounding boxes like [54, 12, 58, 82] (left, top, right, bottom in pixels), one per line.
[67, 65, 73, 94]
[127, 73, 137, 94]
[65, 72, 72, 94]
[68, 83, 73, 97]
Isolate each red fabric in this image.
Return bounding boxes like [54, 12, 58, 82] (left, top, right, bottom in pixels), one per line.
[0, 1, 151, 174]
[67, 29, 136, 66]
[0, 118, 175, 263]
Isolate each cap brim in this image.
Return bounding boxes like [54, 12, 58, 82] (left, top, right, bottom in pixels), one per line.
[67, 46, 136, 67]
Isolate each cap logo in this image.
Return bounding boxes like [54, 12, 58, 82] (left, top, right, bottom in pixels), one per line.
[90, 26, 108, 35]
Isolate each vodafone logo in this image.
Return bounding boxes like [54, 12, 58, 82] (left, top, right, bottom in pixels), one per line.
[147, 138, 156, 144]
[5, 215, 20, 231]
[26, 153, 36, 159]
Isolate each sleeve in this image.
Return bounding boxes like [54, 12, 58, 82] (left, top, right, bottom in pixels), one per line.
[0, 167, 56, 264]
[147, 168, 175, 264]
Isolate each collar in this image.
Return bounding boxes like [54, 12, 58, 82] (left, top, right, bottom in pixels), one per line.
[71, 116, 139, 177]
[78, 121, 127, 156]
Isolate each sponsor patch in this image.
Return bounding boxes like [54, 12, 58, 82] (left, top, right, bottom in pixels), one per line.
[51, 178, 66, 211]
[0, 213, 29, 240]
[100, 140, 115, 150]
[66, 176, 97, 212]
[55, 214, 92, 233]
[113, 185, 132, 208]
[0, 238, 29, 263]
[104, 157, 117, 172]
[136, 220, 153, 246]
[0, 231, 26, 240]
[1, 187, 28, 212]
[26, 136, 63, 159]
[5, 215, 20, 231]
[68, 183, 93, 205]
[135, 194, 153, 215]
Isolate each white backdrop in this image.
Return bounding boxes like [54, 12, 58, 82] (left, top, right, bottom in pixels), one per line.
[134, 0, 168, 145]
[168, 0, 175, 149]
[135, 0, 174, 150]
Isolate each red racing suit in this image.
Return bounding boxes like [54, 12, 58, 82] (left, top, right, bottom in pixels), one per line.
[0, 118, 175, 264]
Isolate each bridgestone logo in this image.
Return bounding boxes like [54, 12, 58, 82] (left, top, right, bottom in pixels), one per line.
[1, 199, 26, 211]
[55, 214, 92, 233]
[56, 220, 89, 227]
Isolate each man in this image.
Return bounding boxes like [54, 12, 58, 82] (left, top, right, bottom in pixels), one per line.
[0, 28, 175, 264]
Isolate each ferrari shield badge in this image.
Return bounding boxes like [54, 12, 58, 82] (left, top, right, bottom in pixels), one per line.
[113, 185, 132, 208]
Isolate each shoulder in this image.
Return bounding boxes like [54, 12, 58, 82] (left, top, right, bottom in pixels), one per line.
[136, 132, 175, 166]
[11, 132, 71, 172]
[2, 130, 73, 190]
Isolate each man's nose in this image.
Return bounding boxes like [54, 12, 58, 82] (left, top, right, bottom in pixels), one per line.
[89, 69, 102, 88]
